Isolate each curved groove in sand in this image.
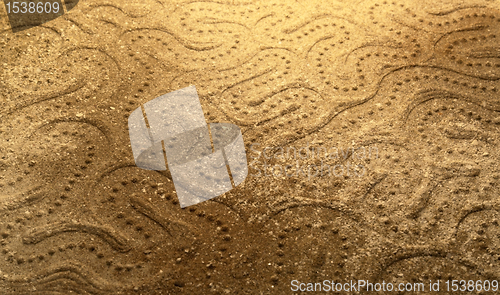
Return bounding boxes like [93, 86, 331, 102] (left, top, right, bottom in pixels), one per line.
[22, 222, 132, 252]
[0, 261, 118, 294]
[26, 117, 112, 143]
[426, 5, 488, 16]
[61, 46, 122, 71]
[0, 186, 45, 212]
[0, 81, 86, 121]
[122, 28, 222, 51]
[173, 1, 255, 13]
[87, 3, 151, 18]
[282, 13, 357, 34]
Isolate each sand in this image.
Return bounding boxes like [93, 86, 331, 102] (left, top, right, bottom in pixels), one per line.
[1, 0, 500, 293]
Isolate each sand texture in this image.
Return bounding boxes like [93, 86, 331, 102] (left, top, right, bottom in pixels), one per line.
[1, 0, 500, 293]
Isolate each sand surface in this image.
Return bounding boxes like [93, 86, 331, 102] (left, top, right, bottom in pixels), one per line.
[1, 0, 500, 294]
